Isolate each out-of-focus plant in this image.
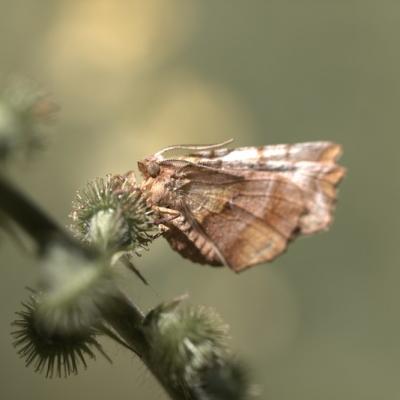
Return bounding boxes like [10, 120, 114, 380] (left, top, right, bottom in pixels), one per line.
[0, 77, 57, 162]
[0, 80, 252, 400]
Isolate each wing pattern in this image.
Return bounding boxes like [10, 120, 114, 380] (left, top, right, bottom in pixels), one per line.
[147, 141, 345, 272]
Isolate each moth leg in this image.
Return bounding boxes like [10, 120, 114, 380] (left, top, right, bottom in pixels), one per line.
[153, 206, 181, 217]
[152, 206, 183, 226]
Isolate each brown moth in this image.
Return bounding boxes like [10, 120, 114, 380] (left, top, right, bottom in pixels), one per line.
[138, 140, 345, 272]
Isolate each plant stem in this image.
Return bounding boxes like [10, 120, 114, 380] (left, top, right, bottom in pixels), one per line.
[0, 172, 189, 400]
[0, 173, 75, 251]
[102, 293, 190, 400]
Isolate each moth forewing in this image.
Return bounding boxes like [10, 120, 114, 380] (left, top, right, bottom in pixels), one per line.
[138, 141, 345, 272]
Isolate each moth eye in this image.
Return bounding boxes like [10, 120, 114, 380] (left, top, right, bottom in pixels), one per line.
[148, 162, 160, 178]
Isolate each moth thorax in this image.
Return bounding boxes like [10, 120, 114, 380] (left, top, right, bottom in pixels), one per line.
[147, 179, 172, 206]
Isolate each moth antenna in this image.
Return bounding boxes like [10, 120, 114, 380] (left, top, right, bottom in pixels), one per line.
[158, 159, 241, 180]
[154, 139, 234, 159]
[158, 158, 217, 172]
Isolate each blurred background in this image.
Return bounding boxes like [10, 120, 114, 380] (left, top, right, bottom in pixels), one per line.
[0, 1, 399, 399]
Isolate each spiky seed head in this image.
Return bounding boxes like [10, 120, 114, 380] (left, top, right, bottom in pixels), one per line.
[11, 296, 110, 378]
[70, 172, 157, 255]
[0, 77, 57, 162]
[38, 242, 118, 334]
[142, 297, 252, 399]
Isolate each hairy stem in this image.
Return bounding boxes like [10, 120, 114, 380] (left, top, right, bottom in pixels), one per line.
[0, 172, 189, 400]
[101, 294, 189, 400]
[0, 173, 74, 251]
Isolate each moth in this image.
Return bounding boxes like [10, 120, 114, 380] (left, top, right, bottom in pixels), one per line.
[138, 140, 345, 272]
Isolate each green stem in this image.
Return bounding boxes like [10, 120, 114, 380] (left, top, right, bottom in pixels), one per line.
[102, 294, 189, 400]
[0, 173, 75, 252]
[0, 172, 189, 400]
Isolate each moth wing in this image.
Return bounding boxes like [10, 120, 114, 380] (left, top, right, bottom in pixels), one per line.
[158, 141, 345, 271]
[188, 141, 342, 164]
[162, 170, 242, 267]
[186, 142, 345, 234]
[174, 167, 307, 271]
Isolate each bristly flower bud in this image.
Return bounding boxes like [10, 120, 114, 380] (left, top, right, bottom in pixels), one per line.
[0, 77, 57, 163]
[37, 242, 119, 334]
[142, 296, 252, 400]
[11, 296, 110, 378]
[70, 172, 157, 256]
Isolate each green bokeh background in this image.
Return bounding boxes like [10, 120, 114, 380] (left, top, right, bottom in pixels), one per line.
[1, 1, 398, 399]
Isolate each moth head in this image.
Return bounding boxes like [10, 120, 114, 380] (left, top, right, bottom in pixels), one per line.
[138, 158, 161, 179]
